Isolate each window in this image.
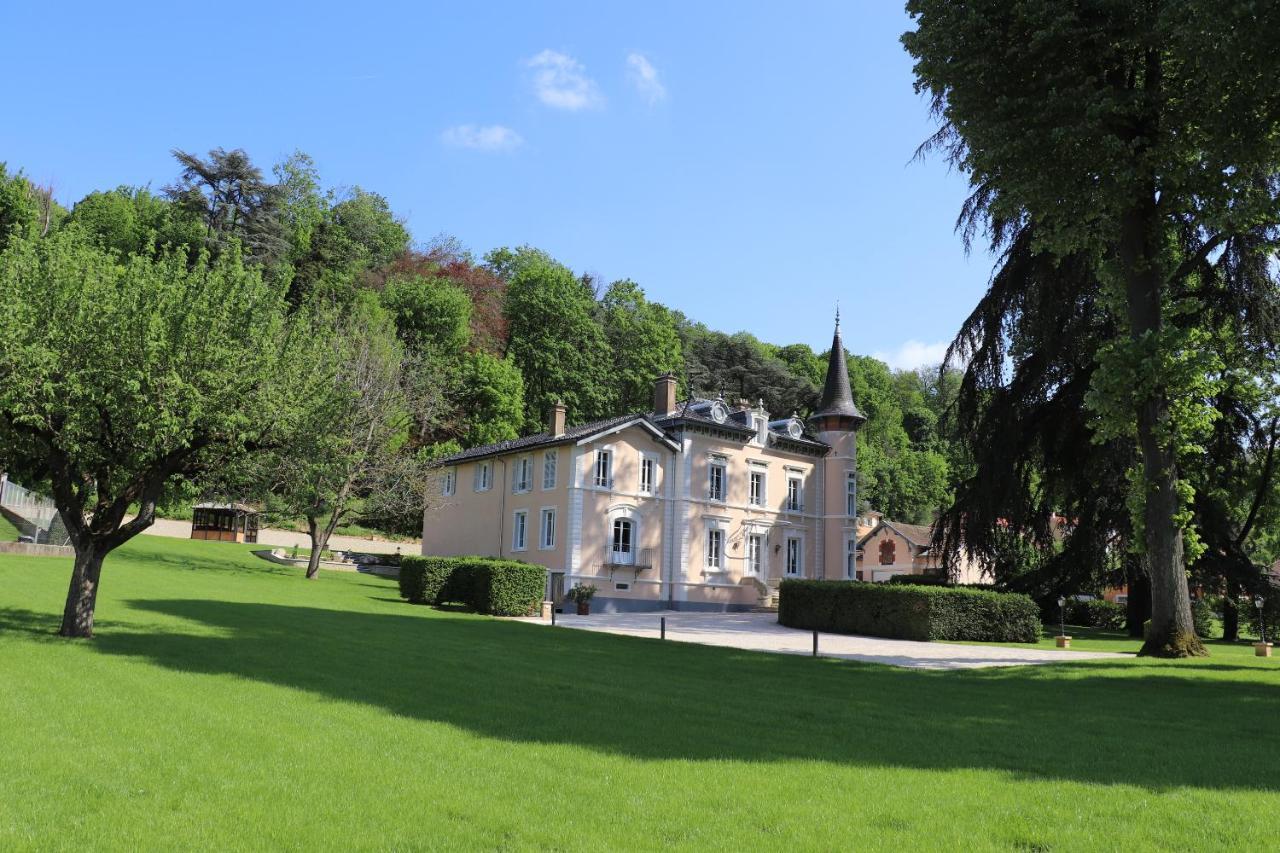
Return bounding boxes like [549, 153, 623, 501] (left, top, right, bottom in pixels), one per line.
[749, 470, 765, 506]
[442, 468, 456, 497]
[513, 457, 533, 493]
[706, 528, 724, 570]
[640, 456, 656, 494]
[708, 460, 726, 502]
[474, 461, 492, 492]
[512, 510, 528, 551]
[595, 449, 613, 488]
[786, 476, 803, 511]
[611, 518, 634, 564]
[846, 473, 857, 517]
[539, 508, 556, 549]
[752, 415, 766, 445]
[615, 582, 630, 591]
[542, 449, 557, 490]
[846, 537, 858, 579]
[747, 533, 764, 576]
[879, 539, 896, 565]
[786, 537, 803, 576]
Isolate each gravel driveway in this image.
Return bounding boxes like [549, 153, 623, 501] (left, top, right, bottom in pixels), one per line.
[524, 610, 1130, 670]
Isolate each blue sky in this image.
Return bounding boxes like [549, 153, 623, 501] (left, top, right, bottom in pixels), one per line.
[5, 1, 993, 368]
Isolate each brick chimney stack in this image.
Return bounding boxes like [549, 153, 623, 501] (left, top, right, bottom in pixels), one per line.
[550, 400, 567, 437]
[654, 373, 678, 417]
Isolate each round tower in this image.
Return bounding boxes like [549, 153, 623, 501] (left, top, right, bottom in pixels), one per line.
[808, 312, 866, 580]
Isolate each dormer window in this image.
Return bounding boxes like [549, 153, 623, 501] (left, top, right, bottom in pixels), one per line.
[787, 419, 804, 439]
[710, 401, 728, 423]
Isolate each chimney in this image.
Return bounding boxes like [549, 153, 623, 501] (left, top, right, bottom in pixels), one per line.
[550, 400, 567, 437]
[653, 373, 678, 417]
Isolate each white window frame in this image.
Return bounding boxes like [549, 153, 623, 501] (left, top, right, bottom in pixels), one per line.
[512, 509, 528, 551]
[747, 532, 765, 576]
[513, 456, 533, 494]
[748, 469, 766, 507]
[846, 472, 857, 517]
[751, 415, 767, 446]
[706, 527, 724, 571]
[595, 449, 613, 489]
[639, 454, 657, 495]
[708, 460, 726, 502]
[542, 449, 558, 490]
[442, 468, 456, 497]
[786, 476, 803, 512]
[846, 536, 858, 580]
[610, 516, 635, 564]
[786, 536, 803, 576]
[474, 461, 492, 492]
[539, 507, 556, 550]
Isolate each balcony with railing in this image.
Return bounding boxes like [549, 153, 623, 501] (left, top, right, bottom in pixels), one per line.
[602, 547, 653, 578]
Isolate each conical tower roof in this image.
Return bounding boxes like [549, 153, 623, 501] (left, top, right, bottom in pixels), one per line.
[809, 313, 865, 427]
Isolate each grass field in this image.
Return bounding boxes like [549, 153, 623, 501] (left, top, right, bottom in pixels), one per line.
[2, 537, 1277, 850]
[0, 512, 21, 541]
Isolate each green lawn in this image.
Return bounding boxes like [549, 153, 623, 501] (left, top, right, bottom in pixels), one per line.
[1, 538, 1277, 850]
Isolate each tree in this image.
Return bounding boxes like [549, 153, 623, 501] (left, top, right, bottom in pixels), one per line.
[165, 147, 288, 268]
[453, 351, 525, 447]
[905, 0, 1280, 656]
[258, 300, 429, 579]
[599, 279, 683, 411]
[501, 251, 612, 427]
[0, 227, 295, 637]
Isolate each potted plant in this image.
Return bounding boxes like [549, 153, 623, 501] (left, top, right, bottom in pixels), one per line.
[567, 584, 598, 616]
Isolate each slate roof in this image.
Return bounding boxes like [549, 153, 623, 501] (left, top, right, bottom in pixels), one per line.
[434, 413, 649, 465]
[437, 396, 831, 466]
[810, 318, 866, 425]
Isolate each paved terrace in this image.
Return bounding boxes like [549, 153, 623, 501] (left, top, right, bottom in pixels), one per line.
[522, 611, 1131, 670]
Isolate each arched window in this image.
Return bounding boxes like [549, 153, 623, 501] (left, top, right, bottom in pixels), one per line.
[611, 518, 634, 565]
[878, 539, 896, 566]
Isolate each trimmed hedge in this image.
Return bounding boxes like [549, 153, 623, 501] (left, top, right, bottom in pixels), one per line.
[1064, 598, 1126, 629]
[778, 580, 1040, 643]
[399, 555, 546, 616]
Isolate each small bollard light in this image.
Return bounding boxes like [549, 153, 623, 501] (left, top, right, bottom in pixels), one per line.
[551, 608, 556, 626]
[812, 629, 819, 657]
[660, 616, 666, 640]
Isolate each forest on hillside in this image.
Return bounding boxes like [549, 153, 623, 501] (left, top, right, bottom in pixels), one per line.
[0, 150, 960, 529]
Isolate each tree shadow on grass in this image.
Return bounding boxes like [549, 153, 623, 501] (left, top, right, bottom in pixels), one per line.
[0, 606, 135, 641]
[81, 598, 1280, 792]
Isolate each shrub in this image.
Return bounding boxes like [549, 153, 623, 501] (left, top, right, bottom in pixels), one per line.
[480, 561, 548, 616]
[1191, 597, 1214, 638]
[1064, 598, 1126, 629]
[778, 580, 1039, 643]
[398, 555, 545, 616]
[887, 573, 948, 586]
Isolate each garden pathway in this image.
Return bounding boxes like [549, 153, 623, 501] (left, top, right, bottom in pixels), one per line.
[523, 611, 1130, 670]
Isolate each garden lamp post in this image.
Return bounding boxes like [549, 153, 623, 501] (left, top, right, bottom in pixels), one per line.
[1055, 596, 1071, 649]
[1256, 595, 1272, 658]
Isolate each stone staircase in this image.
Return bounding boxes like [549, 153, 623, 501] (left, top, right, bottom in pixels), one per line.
[749, 577, 781, 612]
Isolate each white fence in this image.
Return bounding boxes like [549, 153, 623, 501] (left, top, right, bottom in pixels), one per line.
[0, 475, 69, 545]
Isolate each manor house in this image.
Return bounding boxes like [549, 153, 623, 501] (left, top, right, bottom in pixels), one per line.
[423, 319, 877, 613]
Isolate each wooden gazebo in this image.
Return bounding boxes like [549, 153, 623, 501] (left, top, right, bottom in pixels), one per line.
[190, 502, 260, 544]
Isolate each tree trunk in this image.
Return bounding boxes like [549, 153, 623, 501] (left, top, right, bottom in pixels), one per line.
[1126, 563, 1152, 638]
[305, 517, 325, 580]
[59, 544, 106, 638]
[1222, 586, 1239, 642]
[1120, 205, 1206, 657]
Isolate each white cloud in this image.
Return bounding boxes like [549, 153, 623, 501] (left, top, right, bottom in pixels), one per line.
[626, 52, 666, 104]
[440, 124, 524, 152]
[872, 340, 951, 371]
[526, 49, 603, 110]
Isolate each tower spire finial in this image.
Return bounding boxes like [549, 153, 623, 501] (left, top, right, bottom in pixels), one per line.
[835, 300, 840, 330]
